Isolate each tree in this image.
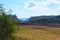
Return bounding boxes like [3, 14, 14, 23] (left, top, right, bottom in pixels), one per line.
[0, 4, 16, 40]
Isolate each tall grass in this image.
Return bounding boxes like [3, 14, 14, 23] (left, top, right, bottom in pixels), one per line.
[14, 26, 60, 40]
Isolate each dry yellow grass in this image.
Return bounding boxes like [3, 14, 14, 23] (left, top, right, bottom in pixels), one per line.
[15, 25, 60, 40]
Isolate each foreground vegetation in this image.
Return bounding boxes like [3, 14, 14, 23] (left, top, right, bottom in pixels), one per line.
[15, 25, 60, 40]
[0, 4, 16, 40]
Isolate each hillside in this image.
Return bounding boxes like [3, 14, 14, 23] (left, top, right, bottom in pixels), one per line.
[28, 15, 60, 24]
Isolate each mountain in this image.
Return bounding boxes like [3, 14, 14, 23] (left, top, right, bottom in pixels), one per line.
[28, 15, 60, 24]
[2, 15, 60, 24]
[7, 15, 21, 24]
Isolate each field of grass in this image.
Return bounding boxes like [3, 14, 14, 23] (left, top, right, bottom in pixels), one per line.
[14, 25, 60, 40]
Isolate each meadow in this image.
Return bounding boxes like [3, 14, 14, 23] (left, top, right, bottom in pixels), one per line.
[15, 25, 60, 40]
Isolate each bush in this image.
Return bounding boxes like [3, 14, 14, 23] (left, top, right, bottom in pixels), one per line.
[0, 13, 16, 40]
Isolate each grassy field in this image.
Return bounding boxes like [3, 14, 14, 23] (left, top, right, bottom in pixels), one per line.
[14, 25, 60, 40]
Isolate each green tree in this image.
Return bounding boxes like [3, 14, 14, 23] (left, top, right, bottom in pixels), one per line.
[0, 4, 16, 40]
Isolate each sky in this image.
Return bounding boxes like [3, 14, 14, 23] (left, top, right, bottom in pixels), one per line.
[0, 0, 60, 18]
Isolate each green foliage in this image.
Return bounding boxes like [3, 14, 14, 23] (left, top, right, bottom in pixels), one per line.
[0, 12, 16, 40]
[0, 4, 16, 40]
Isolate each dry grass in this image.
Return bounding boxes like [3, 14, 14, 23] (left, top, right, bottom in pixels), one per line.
[15, 25, 60, 40]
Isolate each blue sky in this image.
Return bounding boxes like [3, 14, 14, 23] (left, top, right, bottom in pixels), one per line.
[0, 0, 60, 18]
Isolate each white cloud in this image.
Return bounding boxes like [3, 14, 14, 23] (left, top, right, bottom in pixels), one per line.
[24, 1, 46, 10]
[14, 0, 60, 18]
[24, 0, 60, 14]
[24, 1, 38, 8]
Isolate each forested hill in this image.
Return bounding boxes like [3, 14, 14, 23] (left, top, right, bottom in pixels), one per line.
[28, 15, 60, 24]
[2, 15, 60, 24]
[7, 15, 20, 21]
[1, 15, 21, 24]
